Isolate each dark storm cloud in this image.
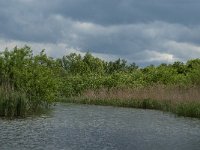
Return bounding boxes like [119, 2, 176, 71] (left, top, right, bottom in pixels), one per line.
[1, 0, 200, 41]
[0, 0, 63, 42]
[55, 0, 200, 25]
[0, 0, 200, 65]
[63, 21, 200, 60]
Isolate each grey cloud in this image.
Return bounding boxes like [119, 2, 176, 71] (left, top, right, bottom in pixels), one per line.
[63, 21, 200, 58]
[0, 0, 200, 66]
[0, 0, 61, 42]
[54, 0, 200, 25]
[1, 0, 200, 43]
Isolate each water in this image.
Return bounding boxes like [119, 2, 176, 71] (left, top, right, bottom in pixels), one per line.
[0, 104, 200, 150]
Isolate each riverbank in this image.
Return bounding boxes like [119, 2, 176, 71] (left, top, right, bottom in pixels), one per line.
[59, 87, 200, 118]
[61, 98, 200, 118]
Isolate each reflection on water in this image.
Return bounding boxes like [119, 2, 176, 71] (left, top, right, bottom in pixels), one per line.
[0, 103, 200, 150]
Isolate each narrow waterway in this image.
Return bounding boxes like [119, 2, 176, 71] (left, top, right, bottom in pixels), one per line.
[0, 103, 200, 150]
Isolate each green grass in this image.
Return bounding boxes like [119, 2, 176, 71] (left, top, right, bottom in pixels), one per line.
[0, 89, 27, 118]
[174, 102, 200, 118]
[0, 87, 50, 118]
[60, 97, 200, 118]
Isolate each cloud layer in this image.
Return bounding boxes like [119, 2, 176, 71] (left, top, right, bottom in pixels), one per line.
[1, 0, 200, 65]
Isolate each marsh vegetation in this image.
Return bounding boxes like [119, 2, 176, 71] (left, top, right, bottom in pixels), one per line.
[1, 46, 200, 118]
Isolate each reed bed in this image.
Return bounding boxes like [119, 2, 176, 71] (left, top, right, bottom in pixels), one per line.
[0, 87, 28, 118]
[63, 85, 200, 118]
[83, 85, 200, 102]
[0, 86, 48, 118]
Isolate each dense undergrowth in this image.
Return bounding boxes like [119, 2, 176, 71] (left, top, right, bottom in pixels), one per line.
[1, 46, 200, 118]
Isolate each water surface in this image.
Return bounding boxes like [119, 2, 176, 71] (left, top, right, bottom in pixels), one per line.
[0, 103, 200, 150]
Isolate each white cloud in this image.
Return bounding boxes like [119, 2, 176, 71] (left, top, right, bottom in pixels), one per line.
[163, 41, 200, 61]
[0, 38, 119, 62]
[0, 39, 72, 57]
[143, 50, 176, 63]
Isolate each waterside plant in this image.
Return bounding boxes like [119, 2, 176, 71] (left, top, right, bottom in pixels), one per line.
[60, 86, 200, 118]
[1, 46, 200, 118]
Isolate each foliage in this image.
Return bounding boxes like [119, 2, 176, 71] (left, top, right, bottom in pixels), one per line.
[0, 46, 60, 117]
[1, 46, 200, 117]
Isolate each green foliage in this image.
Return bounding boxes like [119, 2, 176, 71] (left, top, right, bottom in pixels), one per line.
[186, 59, 200, 85]
[1, 45, 200, 118]
[0, 46, 60, 117]
[175, 102, 200, 118]
[106, 59, 129, 73]
[0, 88, 28, 118]
[59, 53, 200, 97]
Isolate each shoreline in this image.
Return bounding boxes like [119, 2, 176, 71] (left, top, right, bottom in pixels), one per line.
[60, 97, 200, 119]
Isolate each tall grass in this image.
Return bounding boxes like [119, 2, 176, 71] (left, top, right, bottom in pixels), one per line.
[0, 83, 51, 118]
[83, 85, 200, 102]
[0, 87, 51, 118]
[62, 85, 200, 118]
[0, 87, 28, 118]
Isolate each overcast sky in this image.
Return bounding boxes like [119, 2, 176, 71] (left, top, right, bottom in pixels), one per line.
[1, 0, 200, 65]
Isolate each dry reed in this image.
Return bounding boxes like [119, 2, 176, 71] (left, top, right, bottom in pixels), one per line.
[63, 85, 200, 118]
[82, 85, 200, 103]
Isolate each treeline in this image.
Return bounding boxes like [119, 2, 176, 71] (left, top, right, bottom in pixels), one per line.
[1, 46, 200, 117]
[58, 50, 200, 97]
